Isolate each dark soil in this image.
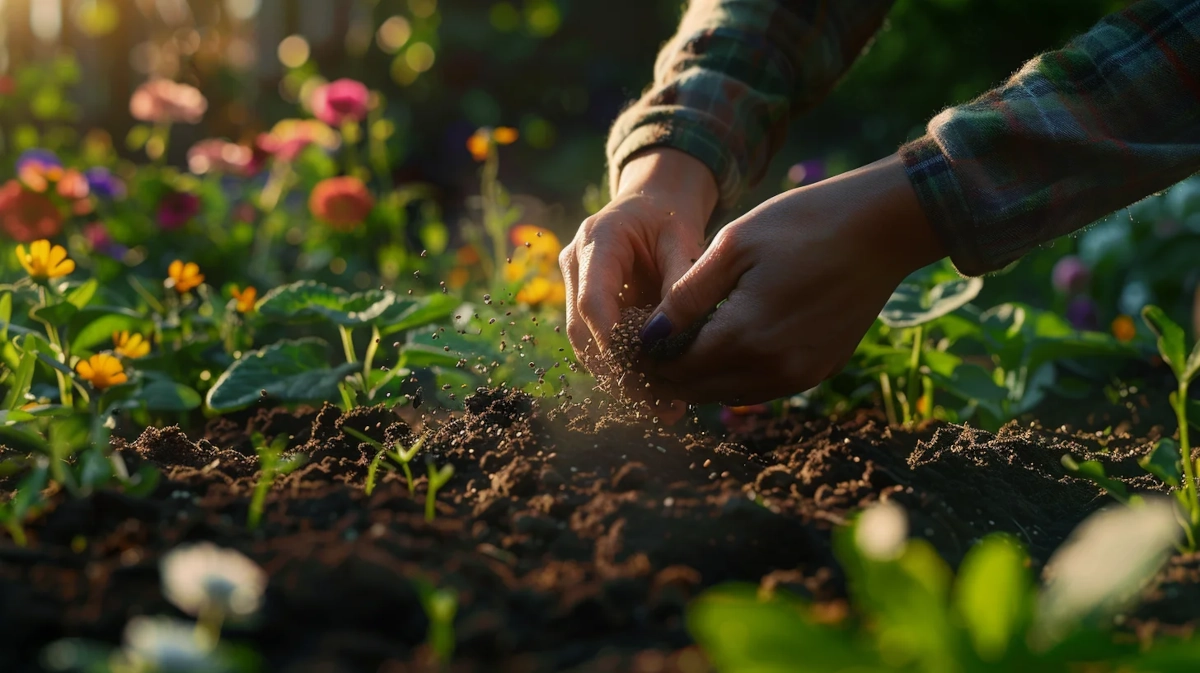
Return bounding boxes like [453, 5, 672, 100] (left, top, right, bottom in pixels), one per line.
[1, 388, 1197, 672]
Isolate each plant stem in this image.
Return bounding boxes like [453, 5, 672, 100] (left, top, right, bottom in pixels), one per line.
[1175, 384, 1200, 525]
[879, 373, 898, 428]
[481, 147, 507, 289]
[906, 325, 924, 425]
[248, 473, 272, 530]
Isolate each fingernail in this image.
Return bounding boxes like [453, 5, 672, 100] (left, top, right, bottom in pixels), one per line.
[640, 312, 673, 346]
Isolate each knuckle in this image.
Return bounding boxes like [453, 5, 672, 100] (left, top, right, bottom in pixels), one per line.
[558, 245, 575, 271]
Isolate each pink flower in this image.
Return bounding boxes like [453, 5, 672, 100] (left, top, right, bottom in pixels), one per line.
[1051, 256, 1091, 296]
[187, 139, 257, 176]
[256, 119, 339, 163]
[130, 79, 207, 125]
[309, 79, 369, 127]
[83, 222, 112, 249]
[157, 192, 201, 230]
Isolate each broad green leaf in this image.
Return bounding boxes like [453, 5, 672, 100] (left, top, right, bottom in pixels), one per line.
[120, 464, 161, 498]
[1139, 438, 1183, 488]
[71, 312, 152, 354]
[879, 277, 983, 329]
[379, 294, 462, 335]
[205, 338, 359, 412]
[1061, 455, 1130, 501]
[1036, 499, 1181, 646]
[256, 280, 397, 327]
[29, 301, 79, 326]
[687, 584, 869, 672]
[3, 347, 37, 411]
[1142, 305, 1191, 382]
[933, 363, 1008, 403]
[0, 410, 36, 425]
[7, 463, 49, 519]
[0, 424, 49, 453]
[954, 534, 1032, 662]
[64, 279, 99, 309]
[135, 380, 202, 412]
[36, 352, 75, 378]
[76, 448, 113, 489]
[399, 344, 463, 369]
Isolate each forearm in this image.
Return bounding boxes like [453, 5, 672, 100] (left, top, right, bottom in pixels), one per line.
[607, 0, 896, 226]
[901, 0, 1200, 276]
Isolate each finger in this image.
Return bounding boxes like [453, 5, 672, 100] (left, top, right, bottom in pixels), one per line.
[641, 227, 748, 350]
[576, 235, 625, 354]
[559, 243, 599, 371]
[652, 283, 758, 383]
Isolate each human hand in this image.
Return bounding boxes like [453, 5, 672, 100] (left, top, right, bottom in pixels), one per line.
[639, 154, 947, 405]
[559, 148, 717, 372]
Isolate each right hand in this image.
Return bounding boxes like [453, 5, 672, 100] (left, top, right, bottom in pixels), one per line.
[559, 148, 718, 376]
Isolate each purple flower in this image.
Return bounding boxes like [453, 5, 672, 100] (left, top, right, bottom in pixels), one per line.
[156, 192, 201, 230]
[1066, 296, 1100, 331]
[82, 221, 127, 259]
[1052, 256, 1091, 295]
[15, 149, 61, 174]
[84, 167, 126, 200]
[787, 160, 826, 187]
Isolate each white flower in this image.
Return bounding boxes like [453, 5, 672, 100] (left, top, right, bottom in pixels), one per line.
[122, 616, 221, 672]
[160, 542, 266, 619]
[855, 500, 909, 561]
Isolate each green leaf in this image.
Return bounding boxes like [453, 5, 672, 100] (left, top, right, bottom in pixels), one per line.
[3, 347, 37, 411]
[1140, 438, 1183, 488]
[1142, 305, 1192, 382]
[64, 279, 99, 309]
[0, 425, 49, 453]
[7, 463, 48, 520]
[0, 293, 11, 340]
[932, 363, 1007, 403]
[36, 351, 75, 378]
[76, 448, 114, 489]
[879, 277, 983, 329]
[687, 584, 868, 672]
[205, 338, 359, 412]
[1061, 455, 1130, 502]
[29, 301, 79, 326]
[399, 344, 463, 369]
[257, 281, 402, 327]
[135, 380, 202, 412]
[954, 534, 1032, 662]
[71, 312, 152, 354]
[379, 294, 461, 336]
[0, 410, 36, 425]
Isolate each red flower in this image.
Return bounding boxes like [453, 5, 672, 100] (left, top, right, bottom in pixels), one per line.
[0, 76, 14, 96]
[309, 176, 374, 231]
[0, 180, 63, 242]
[157, 192, 201, 230]
[310, 79, 370, 127]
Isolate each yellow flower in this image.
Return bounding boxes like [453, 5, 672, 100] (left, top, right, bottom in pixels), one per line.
[504, 225, 565, 307]
[230, 285, 257, 313]
[113, 331, 151, 359]
[1112, 315, 1136, 343]
[16, 239, 75, 281]
[167, 260, 204, 294]
[466, 126, 519, 162]
[75, 353, 127, 390]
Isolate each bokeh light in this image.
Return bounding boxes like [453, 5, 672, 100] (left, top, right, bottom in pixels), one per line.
[72, 0, 121, 38]
[277, 35, 310, 69]
[223, 0, 261, 22]
[376, 16, 412, 54]
[408, 0, 437, 19]
[405, 42, 435, 73]
[30, 0, 63, 44]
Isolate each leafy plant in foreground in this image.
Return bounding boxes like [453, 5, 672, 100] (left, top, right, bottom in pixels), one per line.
[415, 579, 458, 669]
[689, 498, 1199, 673]
[424, 457, 455, 523]
[247, 432, 306, 530]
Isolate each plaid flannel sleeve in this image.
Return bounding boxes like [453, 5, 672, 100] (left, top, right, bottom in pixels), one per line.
[605, 0, 896, 228]
[900, 0, 1200, 276]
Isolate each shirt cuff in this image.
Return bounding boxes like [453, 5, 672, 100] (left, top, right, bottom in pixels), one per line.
[606, 111, 743, 236]
[899, 135, 1009, 277]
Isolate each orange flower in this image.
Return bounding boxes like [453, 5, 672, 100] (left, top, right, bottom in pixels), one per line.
[56, 169, 90, 200]
[309, 176, 374, 231]
[230, 285, 257, 313]
[16, 239, 74, 281]
[1112, 315, 1136, 343]
[0, 180, 63, 241]
[447, 246, 481, 290]
[466, 126, 518, 162]
[129, 79, 208, 124]
[75, 353, 127, 390]
[167, 260, 205, 294]
[505, 225, 565, 307]
[112, 331, 151, 359]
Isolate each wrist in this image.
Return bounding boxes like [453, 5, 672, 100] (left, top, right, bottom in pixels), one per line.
[848, 154, 947, 280]
[615, 147, 719, 230]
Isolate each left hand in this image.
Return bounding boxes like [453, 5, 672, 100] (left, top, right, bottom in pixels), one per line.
[638, 154, 948, 406]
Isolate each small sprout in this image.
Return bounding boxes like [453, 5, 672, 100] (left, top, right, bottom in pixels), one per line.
[247, 433, 306, 530]
[347, 428, 426, 495]
[416, 580, 457, 666]
[118, 616, 221, 672]
[425, 457, 455, 523]
[160, 541, 266, 625]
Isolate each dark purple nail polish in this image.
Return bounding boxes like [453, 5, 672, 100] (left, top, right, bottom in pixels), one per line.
[640, 312, 673, 346]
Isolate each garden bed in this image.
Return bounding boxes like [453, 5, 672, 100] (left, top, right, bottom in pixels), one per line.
[2, 388, 1197, 672]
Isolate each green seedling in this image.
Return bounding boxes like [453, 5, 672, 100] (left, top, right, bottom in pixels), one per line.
[415, 579, 457, 668]
[344, 427, 427, 495]
[247, 432, 306, 530]
[425, 457, 455, 523]
[1066, 306, 1200, 549]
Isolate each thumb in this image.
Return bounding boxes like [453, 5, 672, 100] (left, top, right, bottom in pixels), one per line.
[642, 232, 744, 350]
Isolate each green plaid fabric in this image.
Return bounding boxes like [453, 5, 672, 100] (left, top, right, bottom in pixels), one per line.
[607, 0, 1200, 276]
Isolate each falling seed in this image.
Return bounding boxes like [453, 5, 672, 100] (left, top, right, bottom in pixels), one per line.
[413, 270, 421, 278]
[421, 250, 427, 257]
